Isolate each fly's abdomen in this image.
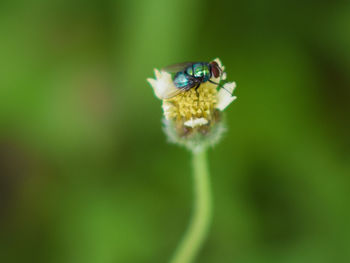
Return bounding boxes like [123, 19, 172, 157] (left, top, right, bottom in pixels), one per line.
[174, 72, 191, 89]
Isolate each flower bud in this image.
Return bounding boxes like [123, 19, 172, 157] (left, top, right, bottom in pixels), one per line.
[147, 58, 237, 152]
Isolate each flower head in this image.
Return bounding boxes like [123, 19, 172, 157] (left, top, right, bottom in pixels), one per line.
[147, 58, 237, 151]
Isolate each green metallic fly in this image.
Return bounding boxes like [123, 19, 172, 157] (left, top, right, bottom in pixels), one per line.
[161, 61, 223, 99]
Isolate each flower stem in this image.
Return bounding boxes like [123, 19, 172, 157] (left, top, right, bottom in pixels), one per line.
[170, 148, 212, 263]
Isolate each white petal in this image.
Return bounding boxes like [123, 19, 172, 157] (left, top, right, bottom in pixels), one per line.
[184, 118, 208, 128]
[222, 72, 227, 80]
[147, 69, 178, 99]
[224, 81, 236, 93]
[215, 82, 237, 111]
[162, 101, 173, 120]
[154, 69, 162, 79]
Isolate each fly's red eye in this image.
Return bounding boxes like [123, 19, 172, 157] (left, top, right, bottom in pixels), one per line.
[210, 62, 220, 78]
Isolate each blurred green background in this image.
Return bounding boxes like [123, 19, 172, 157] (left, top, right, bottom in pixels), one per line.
[1, 0, 350, 262]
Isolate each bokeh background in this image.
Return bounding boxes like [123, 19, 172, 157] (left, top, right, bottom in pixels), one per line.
[1, 0, 350, 262]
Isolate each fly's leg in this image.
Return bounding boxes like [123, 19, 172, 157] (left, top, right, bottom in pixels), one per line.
[208, 79, 232, 95]
[194, 83, 201, 102]
[208, 79, 219, 85]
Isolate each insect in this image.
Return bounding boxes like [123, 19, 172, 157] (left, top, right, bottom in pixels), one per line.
[161, 61, 223, 99]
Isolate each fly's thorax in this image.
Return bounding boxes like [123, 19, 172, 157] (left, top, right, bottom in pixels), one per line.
[185, 63, 211, 81]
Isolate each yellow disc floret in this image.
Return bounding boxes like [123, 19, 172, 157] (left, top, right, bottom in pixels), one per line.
[163, 82, 218, 121]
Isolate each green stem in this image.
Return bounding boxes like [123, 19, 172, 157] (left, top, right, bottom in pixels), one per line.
[170, 149, 212, 263]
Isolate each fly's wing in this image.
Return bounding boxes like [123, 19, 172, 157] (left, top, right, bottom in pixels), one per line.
[162, 62, 194, 73]
[159, 62, 194, 99]
[160, 81, 197, 99]
[160, 87, 186, 99]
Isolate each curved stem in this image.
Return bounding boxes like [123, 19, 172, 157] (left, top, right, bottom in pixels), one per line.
[170, 149, 212, 263]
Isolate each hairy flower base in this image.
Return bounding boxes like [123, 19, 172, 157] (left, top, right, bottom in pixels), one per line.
[163, 110, 226, 152]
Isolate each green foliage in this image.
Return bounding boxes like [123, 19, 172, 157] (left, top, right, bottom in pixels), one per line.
[0, 0, 350, 262]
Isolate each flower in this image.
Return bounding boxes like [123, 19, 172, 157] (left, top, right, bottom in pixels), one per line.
[147, 58, 237, 151]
